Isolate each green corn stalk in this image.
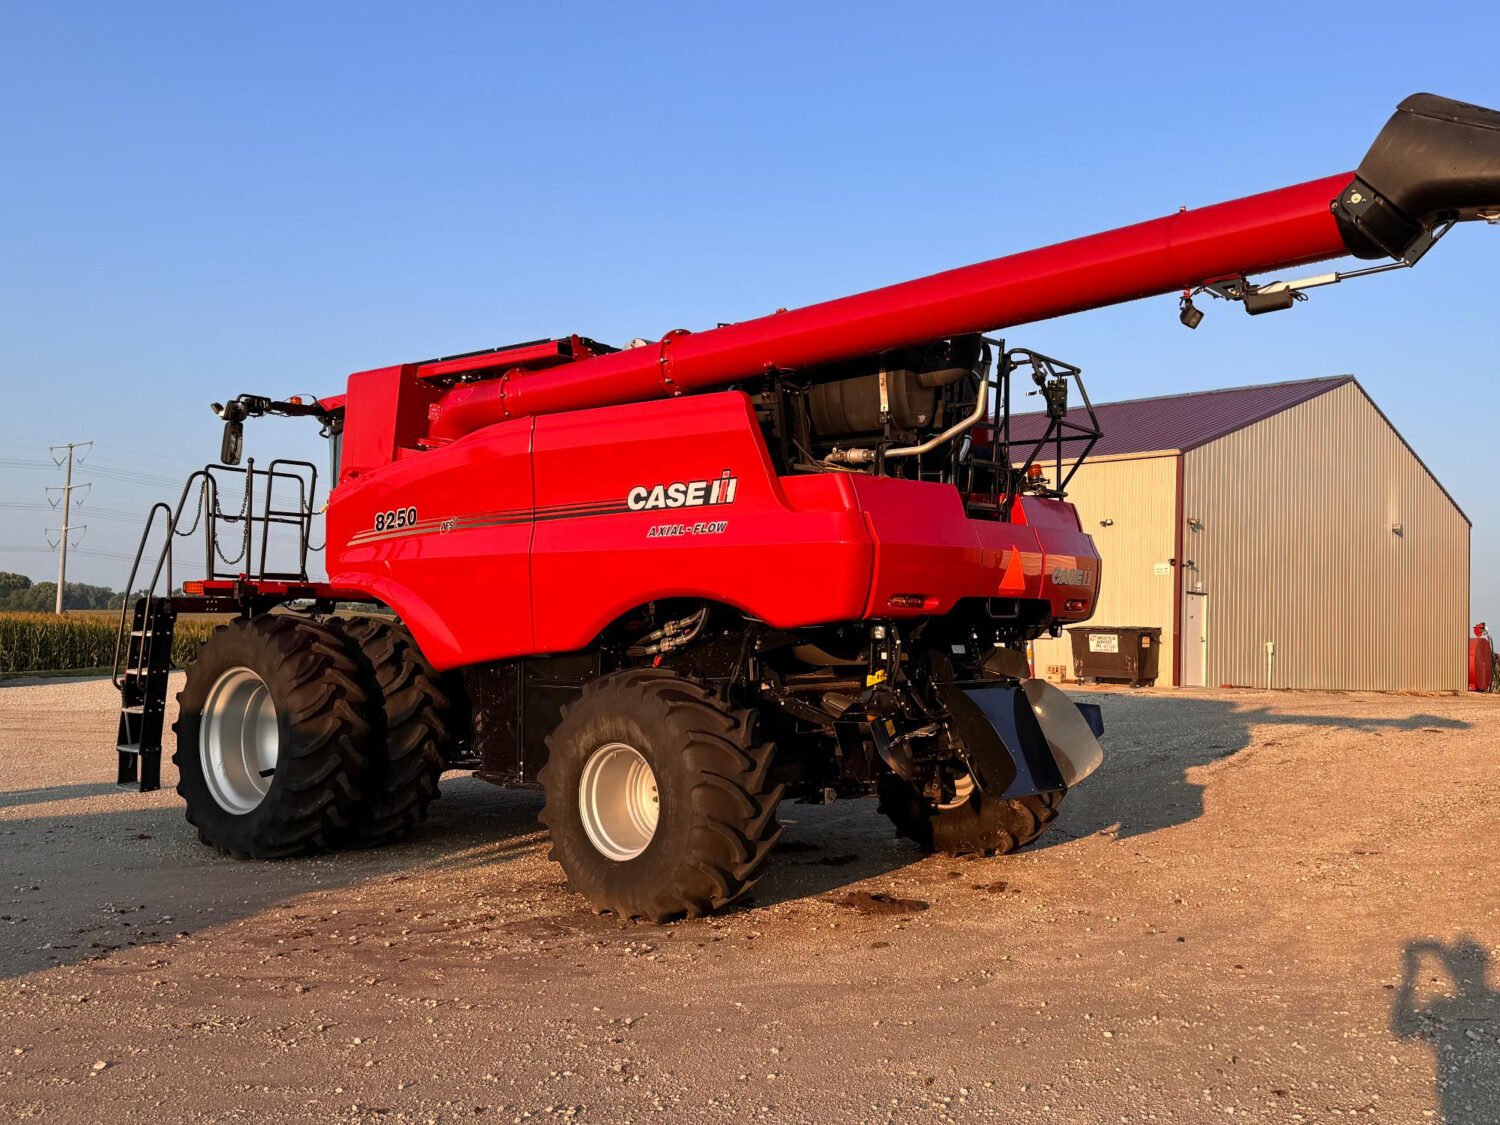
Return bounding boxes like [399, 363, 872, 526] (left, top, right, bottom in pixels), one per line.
[0, 612, 221, 675]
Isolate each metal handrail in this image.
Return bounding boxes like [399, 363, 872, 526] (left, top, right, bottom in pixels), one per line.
[112, 502, 174, 691]
[111, 468, 224, 688]
[938, 344, 1101, 521]
[202, 459, 318, 581]
[258, 458, 318, 579]
[112, 460, 320, 689]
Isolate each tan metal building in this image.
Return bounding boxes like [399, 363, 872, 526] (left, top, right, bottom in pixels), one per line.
[1021, 377, 1471, 691]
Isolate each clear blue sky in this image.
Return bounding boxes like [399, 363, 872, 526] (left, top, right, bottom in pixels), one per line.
[1, 3, 1495, 621]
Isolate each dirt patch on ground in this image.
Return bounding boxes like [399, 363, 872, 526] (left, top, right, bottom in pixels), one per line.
[831, 891, 930, 915]
[1, 677, 1497, 1121]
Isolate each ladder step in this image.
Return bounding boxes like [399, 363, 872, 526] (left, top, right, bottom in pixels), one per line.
[116, 594, 174, 792]
[122, 660, 170, 674]
[117, 747, 161, 790]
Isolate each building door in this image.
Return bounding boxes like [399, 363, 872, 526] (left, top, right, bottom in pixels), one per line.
[1182, 590, 1207, 687]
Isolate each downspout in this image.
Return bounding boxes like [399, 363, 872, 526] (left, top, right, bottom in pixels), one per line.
[1172, 453, 1185, 687]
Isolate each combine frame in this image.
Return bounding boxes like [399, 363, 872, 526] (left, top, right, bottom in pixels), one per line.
[114, 93, 1500, 920]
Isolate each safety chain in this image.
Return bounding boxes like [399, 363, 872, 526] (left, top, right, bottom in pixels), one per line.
[172, 478, 209, 539]
[211, 483, 252, 567]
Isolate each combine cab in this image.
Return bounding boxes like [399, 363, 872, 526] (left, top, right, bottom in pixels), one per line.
[116, 94, 1500, 920]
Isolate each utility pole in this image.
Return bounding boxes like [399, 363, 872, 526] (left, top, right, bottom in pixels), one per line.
[46, 442, 92, 614]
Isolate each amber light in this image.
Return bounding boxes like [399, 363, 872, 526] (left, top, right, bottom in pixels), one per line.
[1026, 464, 1044, 480]
[183, 581, 206, 596]
[1065, 599, 1088, 611]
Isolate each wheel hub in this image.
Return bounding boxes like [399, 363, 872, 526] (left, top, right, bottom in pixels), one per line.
[200, 666, 279, 814]
[937, 772, 976, 811]
[578, 741, 659, 861]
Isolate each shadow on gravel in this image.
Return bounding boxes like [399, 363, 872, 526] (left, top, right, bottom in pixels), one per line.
[0, 777, 549, 981]
[0, 782, 122, 810]
[1392, 936, 1500, 1124]
[0, 780, 912, 979]
[4, 695, 1474, 979]
[750, 798, 916, 912]
[1037, 694, 1470, 847]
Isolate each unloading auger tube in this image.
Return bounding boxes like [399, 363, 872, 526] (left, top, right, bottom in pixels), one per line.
[427, 92, 1500, 442]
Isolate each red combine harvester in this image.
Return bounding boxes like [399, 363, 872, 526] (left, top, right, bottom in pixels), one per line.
[115, 94, 1500, 920]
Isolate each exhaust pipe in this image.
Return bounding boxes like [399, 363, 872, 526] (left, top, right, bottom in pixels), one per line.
[1337, 93, 1500, 262]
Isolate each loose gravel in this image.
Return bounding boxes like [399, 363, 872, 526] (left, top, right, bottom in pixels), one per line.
[1, 676, 1497, 1122]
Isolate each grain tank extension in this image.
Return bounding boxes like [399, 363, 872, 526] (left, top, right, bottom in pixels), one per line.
[113, 94, 1500, 921]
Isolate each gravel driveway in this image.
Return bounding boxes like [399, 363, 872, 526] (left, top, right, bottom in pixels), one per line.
[1, 675, 1496, 1122]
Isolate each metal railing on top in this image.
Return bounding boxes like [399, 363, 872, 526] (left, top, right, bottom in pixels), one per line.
[905, 341, 1102, 520]
[112, 458, 320, 689]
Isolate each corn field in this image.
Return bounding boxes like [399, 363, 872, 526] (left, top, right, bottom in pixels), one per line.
[0, 612, 221, 675]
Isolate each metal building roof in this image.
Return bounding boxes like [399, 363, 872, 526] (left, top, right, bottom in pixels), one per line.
[1009, 373, 1467, 522]
[1008, 375, 1352, 457]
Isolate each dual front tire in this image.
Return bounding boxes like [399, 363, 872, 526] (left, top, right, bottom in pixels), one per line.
[174, 614, 451, 859]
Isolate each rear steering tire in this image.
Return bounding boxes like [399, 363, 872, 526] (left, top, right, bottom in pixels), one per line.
[538, 669, 783, 922]
[877, 774, 1064, 856]
[173, 615, 373, 859]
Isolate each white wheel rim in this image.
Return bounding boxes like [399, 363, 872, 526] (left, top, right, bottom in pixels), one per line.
[200, 666, 279, 815]
[578, 741, 659, 861]
[938, 772, 976, 811]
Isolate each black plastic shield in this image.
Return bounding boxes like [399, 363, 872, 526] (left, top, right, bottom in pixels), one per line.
[937, 682, 1065, 799]
[1338, 93, 1500, 261]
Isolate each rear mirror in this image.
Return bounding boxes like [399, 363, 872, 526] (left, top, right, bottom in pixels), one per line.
[221, 419, 244, 465]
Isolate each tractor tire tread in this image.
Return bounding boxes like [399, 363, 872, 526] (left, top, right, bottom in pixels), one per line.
[539, 669, 780, 923]
[334, 617, 452, 846]
[173, 615, 373, 860]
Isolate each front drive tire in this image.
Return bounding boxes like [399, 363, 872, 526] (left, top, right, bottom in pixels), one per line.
[538, 669, 783, 923]
[174, 615, 373, 859]
[335, 617, 452, 846]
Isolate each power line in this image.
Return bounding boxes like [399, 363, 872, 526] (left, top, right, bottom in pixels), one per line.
[2, 545, 140, 563]
[3, 456, 199, 488]
[0, 501, 145, 521]
[2, 435, 207, 469]
[7, 450, 326, 590]
[0, 499, 323, 550]
[4, 514, 323, 570]
[79, 461, 186, 489]
[88, 444, 208, 471]
[4, 459, 326, 506]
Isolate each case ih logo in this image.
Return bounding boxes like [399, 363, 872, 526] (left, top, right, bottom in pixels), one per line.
[627, 470, 738, 512]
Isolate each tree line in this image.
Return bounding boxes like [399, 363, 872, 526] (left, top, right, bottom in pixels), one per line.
[0, 571, 140, 612]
